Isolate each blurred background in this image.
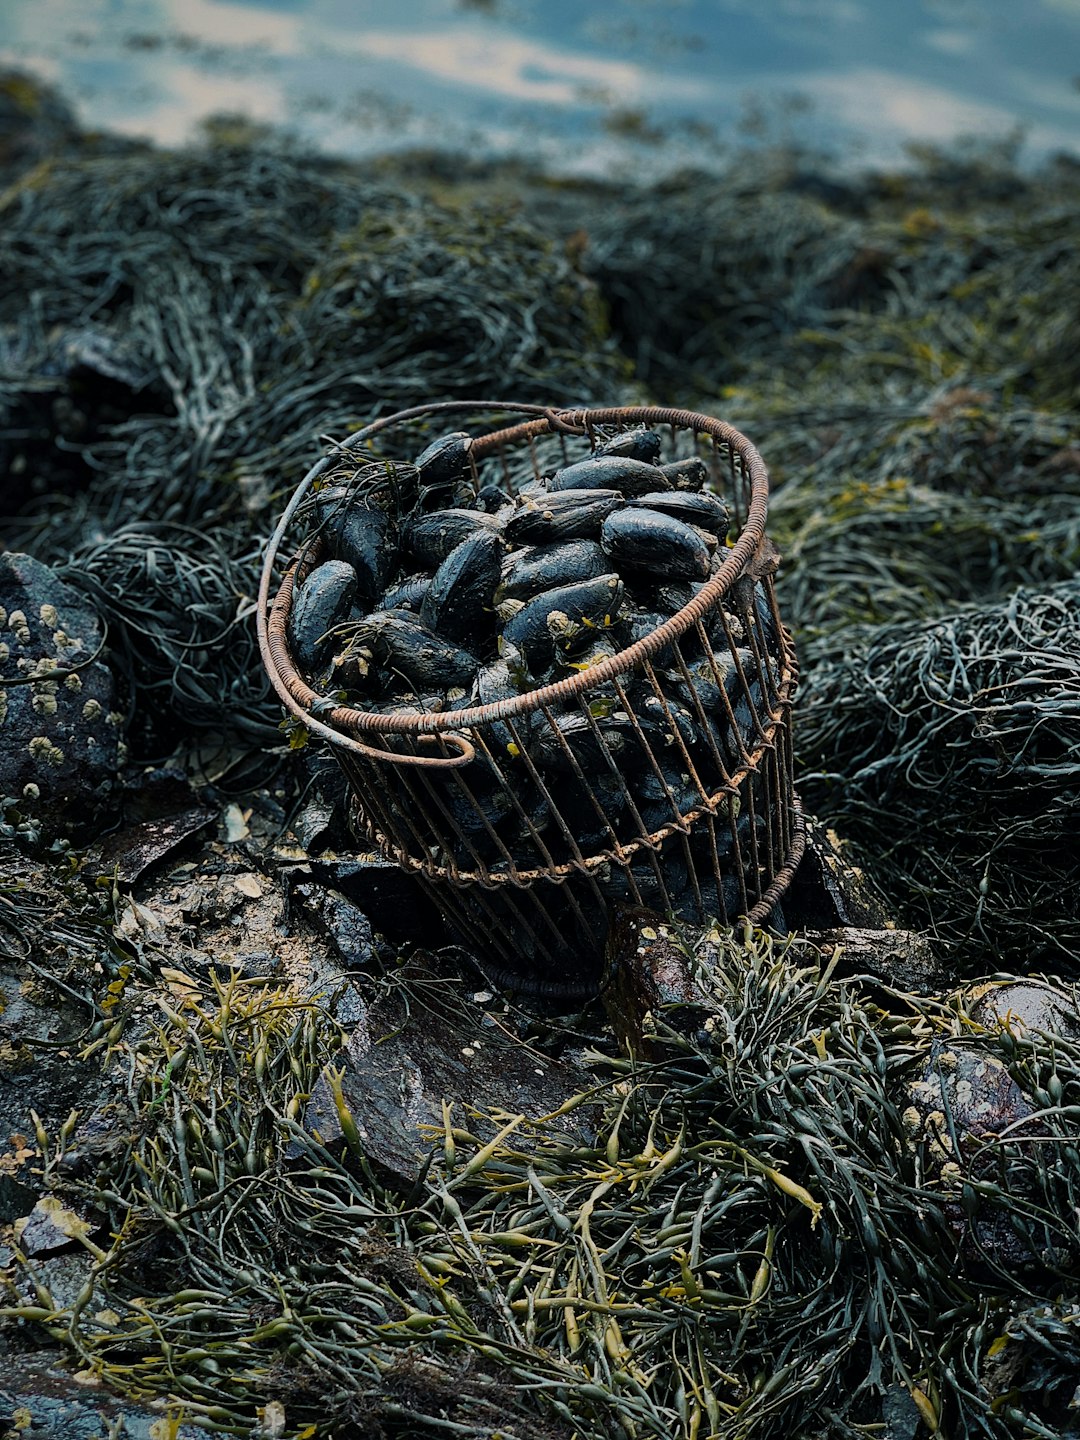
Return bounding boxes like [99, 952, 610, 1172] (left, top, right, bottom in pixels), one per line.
[3, 0, 1080, 173]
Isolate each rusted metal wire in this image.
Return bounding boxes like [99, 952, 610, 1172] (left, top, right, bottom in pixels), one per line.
[259, 401, 801, 971]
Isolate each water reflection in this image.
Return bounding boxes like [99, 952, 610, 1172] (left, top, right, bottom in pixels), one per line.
[1, 0, 1078, 168]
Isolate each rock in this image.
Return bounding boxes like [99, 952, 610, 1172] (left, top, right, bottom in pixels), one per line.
[292, 882, 379, 971]
[782, 818, 893, 930]
[16, 1196, 101, 1259]
[602, 907, 709, 1057]
[0, 1352, 216, 1440]
[967, 980, 1080, 1040]
[0, 848, 111, 1147]
[0, 553, 121, 842]
[308, 855, 443, 945]
[299, 957, 596, 1185]
[0, 70, 78, 178]
[83, 804, 215, 885]
[898, 1042, 1047, 1273]
[800, 925, 950, 996]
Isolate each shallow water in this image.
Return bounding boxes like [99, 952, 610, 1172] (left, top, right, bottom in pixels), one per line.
[3, 0, 1080, 173]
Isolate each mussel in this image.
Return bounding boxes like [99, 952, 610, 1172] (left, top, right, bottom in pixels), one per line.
[627, 490, 729, 538]
[414, 431, 474, 496]
[596, 428, 664, 466]
[659, 457, 708, 491]
[319, 498, 398, 601]
[404, 509, 502, 567]
[349, 612, 480, 691]
[503, 488, 624, 545]
[547, 455, 668, 497]
[601, 508, 712, 580]
[288, 559, 358, 675]
[421, 528, 503, 649]
[500, 539, 608, 601]
[502, 573, 624, 672]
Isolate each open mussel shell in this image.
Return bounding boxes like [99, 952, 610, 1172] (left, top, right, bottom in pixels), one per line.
[601, 508, 712, 580]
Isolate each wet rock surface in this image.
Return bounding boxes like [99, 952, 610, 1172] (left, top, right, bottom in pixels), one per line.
[301, 956, 596, 1185]
[899, 1041, 1048, 1273]
[0, 554, 120, 843]
[603, 906, 709, 1056]
[0, 1352, 215, 1439]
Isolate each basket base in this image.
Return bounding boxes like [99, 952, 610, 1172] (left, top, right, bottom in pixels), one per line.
[349, 797, 806, 983]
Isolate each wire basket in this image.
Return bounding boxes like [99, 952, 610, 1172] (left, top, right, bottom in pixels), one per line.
[259, 401, 804, 977]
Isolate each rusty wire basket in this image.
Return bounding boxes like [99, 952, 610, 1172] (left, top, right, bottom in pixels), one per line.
[259, 401, 804, 977]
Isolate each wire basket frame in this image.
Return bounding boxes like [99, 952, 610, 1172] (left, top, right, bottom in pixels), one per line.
[259, 401, 804, 975]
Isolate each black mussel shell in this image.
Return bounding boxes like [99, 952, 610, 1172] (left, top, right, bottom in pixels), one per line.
[595, 428, 664, 465]
[435, 760, 515, 838]
[319, 502, 397, 601]
[638, 693, 699, 753]
[622, 606, 691, 668]
[637, 766, 704, 831]
[659, 457, 708, 491]
[558, 635, 621, 676]
[421, 528, 503, 649]
[654, 581, 702, 615]
[414, 431, 474, 493]
[363, 612, 480, 691]
[503, 488, 624, 545]
[627, 490, 730, 538]
[547, 455, 667, 497]
[533, 711, 630, 776]
[288, 559, 358, 676]
[404, 509, 502, 568]
[474, 482, 512, 513]
[502, 573, 624, 672]
[677, 649, 763, 763]
[377, 573, 432, 613]
[470, 657, 535, 757]
[500, 539, 608, 602]
[601, 508, 711, 580]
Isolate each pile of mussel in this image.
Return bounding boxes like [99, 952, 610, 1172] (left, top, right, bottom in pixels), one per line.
[287, 425, 784, 910]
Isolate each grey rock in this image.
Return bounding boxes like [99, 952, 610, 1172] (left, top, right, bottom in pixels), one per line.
[967, 980, 1080, 1039]
[0, 553, 121, 841]
[299, 958, 596, 1184]
[0, 1351, 215, 1440]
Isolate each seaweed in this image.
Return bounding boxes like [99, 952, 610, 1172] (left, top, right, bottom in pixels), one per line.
[7, 925, 1080, 1438]
[795, 582, 1080, 970]
[55, 523, 280, 756]
[2, 82, 1080, 1440]
[0, 145, 626, 759]
[1, 150, 626, 556]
